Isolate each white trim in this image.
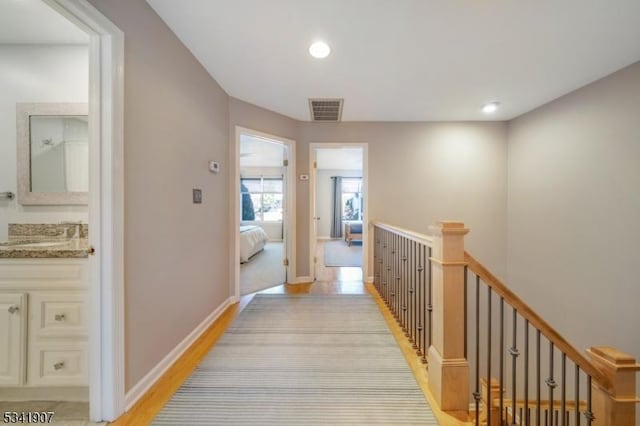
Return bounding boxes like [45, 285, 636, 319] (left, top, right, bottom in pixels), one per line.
[366, 276, 374, 284]
[232, 127, 296, 299]
[293, 276, 313, 284]
[124, 297, 235, 410]
[44, 0, 125, 421]
[308, 143, 369, 281]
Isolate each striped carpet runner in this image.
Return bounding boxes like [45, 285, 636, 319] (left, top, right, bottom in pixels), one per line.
[152, 294, 439, 425]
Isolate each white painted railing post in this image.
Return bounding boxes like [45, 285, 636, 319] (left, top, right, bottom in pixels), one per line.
[427, 221, 470, 415]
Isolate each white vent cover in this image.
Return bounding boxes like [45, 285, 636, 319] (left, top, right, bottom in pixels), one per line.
[309, 98, 343, 122]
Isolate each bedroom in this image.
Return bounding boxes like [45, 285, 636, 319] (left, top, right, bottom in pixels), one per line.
[311, 145, 365, 282]
[238, 132, 290, 295]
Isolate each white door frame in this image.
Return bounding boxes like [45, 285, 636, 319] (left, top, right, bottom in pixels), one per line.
[232, 126, 296, 298]
[45, 0, 125, 421]
[309, 143, 369, 281]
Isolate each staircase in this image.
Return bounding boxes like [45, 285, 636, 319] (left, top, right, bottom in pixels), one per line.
[372, 221, 640, 426]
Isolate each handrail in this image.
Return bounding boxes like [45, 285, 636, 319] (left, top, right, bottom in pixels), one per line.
[371, 221, 433, 247]
[464, 251, 613, 392]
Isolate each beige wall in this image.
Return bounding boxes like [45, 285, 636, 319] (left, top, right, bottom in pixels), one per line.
[227, 101, 508, 280]
[299, 122, 509, 278]
[507, 62, 640, 378]
[88, 0, 230, 390]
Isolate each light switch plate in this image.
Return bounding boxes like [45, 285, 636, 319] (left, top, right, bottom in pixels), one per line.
[193, 188, 202, 204]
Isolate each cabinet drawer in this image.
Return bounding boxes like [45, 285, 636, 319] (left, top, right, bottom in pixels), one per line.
[29, 292, 87, 338]
[28, 342, 87, 386]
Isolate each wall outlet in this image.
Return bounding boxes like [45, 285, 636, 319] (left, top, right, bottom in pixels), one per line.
[192, 188, 202, 204]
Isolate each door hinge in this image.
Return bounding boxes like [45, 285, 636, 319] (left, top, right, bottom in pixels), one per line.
[313, 256, 317, 264]
[283, 258, 289, 266]
[283, 159, 289, 167]
[313, 161, 317, 169]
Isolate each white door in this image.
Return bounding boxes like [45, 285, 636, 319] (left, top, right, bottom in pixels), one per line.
[0, 293, 27, 385]
[282, 147, 289, 283]
[310, 148, 319, 281]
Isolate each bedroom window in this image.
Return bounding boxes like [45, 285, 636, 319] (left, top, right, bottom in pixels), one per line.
[342, 178, 362, 221]
[241, 177, 283, 222]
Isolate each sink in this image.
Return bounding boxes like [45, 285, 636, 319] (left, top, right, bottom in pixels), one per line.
[0, 241, 68, 248]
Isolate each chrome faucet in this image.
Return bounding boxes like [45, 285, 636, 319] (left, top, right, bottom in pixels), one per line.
[61, 221, 82, 239]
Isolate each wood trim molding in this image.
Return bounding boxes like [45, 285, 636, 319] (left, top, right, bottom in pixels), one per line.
[465, 251, 612, 392]
[124, 297, 235, 410]
[371, 221, 433, 247]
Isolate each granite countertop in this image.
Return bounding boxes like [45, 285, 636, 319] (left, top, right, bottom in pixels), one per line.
[0, 238, 89, 259]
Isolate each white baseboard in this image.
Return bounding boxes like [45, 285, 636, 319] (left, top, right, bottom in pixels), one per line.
[365, 276, 374, 283]
[291, 276, 313, 284]
[124, 296, 234, 410]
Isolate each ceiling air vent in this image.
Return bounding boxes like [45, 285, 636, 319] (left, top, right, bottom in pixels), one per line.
[309, 98, 343, 122]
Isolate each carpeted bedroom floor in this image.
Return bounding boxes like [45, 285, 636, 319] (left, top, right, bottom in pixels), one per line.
[240, 242, 285, 295]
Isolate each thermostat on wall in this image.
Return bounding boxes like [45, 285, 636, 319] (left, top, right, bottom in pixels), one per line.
[299, 174, 309, 181]
[208, 161, 220, 173]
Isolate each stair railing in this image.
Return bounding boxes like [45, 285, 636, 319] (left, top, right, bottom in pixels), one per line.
[371, 220, 639, 426]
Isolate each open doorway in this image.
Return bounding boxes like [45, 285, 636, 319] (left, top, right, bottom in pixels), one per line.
[310, 144, 368, 283]
[0, 0, 124, 422]
[233, 128, 296, 297]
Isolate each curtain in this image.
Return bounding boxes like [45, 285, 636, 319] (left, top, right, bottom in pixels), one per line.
[330, 176, 343, 238]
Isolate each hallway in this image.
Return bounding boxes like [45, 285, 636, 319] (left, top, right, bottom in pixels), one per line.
[113, 255, 448, 425]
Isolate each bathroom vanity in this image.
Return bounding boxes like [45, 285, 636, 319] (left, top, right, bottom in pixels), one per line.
[0, 225, 89, 400]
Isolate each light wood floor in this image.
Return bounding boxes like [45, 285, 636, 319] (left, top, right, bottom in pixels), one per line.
[111, 244, 466, 425]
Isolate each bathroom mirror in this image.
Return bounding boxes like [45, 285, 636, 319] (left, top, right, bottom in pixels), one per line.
[16, 103, 89, 205]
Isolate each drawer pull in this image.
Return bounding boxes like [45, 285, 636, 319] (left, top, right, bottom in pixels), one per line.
[54, 313, 66, 322]
[53, 362, 65, 370]
[8, 305, 19, 314]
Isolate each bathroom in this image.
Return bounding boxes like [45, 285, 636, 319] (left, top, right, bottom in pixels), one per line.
[0, 0, 93, 421]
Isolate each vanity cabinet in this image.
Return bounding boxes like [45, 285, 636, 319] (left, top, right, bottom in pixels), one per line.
[0, 293, 27, 386]
[0, 259, 87, 389]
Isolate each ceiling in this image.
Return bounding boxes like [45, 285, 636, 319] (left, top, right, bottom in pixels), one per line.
[316, 148, 363, 171]
[148, 0, 640, 122]
[0, 0, 88, 44]
[240, 134, 285, 168]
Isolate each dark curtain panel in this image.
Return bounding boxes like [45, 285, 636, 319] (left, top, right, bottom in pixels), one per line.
[330, 176, 343, 238]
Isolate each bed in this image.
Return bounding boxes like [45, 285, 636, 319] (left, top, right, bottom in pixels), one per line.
[344, 221, 363, 246]
[240, 225, 269, 263]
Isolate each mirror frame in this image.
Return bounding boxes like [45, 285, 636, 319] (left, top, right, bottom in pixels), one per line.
[16, 102, 89, 205]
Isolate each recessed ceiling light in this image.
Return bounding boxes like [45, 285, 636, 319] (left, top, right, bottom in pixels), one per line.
[309, 41, 331, 59]
[482, 102, 499, 114]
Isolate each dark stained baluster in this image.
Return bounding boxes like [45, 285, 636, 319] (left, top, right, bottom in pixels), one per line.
[536, 330, 541, 426]
[547, 343, 556, 426]
[402, 236, 408, 333]
[410, 240, 417, 347]
[561, 354, 566, 426]
[391, 233, 396, 315]
[575, 366, 580, 426]
[416, 243, 424, 358]
[421, 244, 428, 363]
[585, 376, 593, 425]
[499, 297, 505, 425]
[511, 308, 519, 426]
[524, 320, 530, 426]
[427, 246, 433, 350]
[487, 285, 493, 426]
[473, 274, 481, 426]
